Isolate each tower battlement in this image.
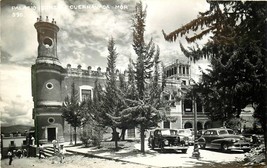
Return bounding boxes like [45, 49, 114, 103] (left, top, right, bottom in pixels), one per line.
[34, 16, 60, 65]
[36, 16, 57, 25]
[64, 64, 123, 78]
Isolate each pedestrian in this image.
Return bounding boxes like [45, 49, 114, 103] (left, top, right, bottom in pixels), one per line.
[59, 144, 65, 163]
[17, 149, 22, 158]
[7, 150, 13, 165]
[26, 133, 31, 157]
[38, 144, 46, 159]
[251, 134, 260, 147]
[22, 149, 27, 157]
[52, 139, 58, 154]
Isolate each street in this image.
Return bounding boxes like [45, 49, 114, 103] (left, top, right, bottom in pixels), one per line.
[125, 142, 246, 167]
[1, 146, 246, 168]
[1, 140, 247, 168]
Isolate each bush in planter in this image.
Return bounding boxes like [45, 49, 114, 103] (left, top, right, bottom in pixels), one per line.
[80, 134, 91, 147]
[91, 135, 101, 148]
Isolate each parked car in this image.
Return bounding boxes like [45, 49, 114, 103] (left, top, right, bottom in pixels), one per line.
[198, 128, 251, 152]
[177, 129, 194, 145]
[148, 129, 189, 153]
[197, 129, 206, 139]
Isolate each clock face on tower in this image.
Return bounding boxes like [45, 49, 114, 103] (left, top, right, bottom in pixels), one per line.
[43, 37, 53, 48]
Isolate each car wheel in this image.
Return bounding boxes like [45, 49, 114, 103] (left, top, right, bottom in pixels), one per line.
[221, 143, 228, 152]
[181, 149, 187, 153]
[200, 144, 206, 149]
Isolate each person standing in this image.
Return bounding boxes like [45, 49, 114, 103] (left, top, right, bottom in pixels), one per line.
[52, 139, 58, 154]
[17, 149, 22, 158]
[59, 145, 65, 163]
[38, 144, 46, 159]
[22, 149, 27, 157]
[7, 150, 13, 165]
[25, 131, 30, 157]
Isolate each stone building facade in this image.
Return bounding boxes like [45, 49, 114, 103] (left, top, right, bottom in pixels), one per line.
[160, 60, 212, 131]
[31, 17, 212, 144]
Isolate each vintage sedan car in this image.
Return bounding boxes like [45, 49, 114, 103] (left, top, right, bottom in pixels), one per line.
[198, 128, 251, 152]
[177, 129, 194, 145]
[148, 129, 189, 153]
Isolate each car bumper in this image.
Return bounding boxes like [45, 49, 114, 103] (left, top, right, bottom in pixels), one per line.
[164, 145, 188, 150]
[228, 144, 251, 151]
[163, 145, 188, 150]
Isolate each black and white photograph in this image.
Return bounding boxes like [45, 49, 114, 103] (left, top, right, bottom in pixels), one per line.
[1, 0, 266, 167]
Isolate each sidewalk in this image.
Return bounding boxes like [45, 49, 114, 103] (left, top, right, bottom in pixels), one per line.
[64, 142, 245, 168]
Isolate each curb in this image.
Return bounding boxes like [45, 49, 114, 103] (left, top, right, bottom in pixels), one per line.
[65, 149, 160, 168]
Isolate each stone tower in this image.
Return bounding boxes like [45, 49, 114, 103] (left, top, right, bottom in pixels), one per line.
[32, 16, 65, 145]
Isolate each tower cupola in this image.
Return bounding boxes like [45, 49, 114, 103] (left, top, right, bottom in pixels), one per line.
[34, 16, 60, 65]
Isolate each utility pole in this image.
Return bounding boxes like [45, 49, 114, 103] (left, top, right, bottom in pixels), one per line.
[191, 84, 200, 159]
[74, 111, 77, 146]
[69, 125, 73, 145]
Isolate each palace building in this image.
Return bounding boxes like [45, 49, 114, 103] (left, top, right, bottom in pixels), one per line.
[31, 17, 212, 144]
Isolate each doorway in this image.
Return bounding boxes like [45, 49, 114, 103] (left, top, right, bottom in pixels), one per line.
[47, 128, 56, 142]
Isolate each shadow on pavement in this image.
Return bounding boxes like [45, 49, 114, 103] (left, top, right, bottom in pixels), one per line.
[199, 148, 246, 154]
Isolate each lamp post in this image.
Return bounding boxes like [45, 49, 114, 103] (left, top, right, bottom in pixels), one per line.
[192, 93, 200, 159]
[189, 79, 200, 159]
[69, 125, 73, 145]
[74, 110, 77, 146]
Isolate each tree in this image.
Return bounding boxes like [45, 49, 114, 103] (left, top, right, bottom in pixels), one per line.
[117, 73, 135, 141]
[119, 1, 165, 153]
[62, 82, 84, 146]
[102, 37, 126, 150]
[82, 79, 106, 148]
[85, 79, 106, 126]
[163, 1, 267, 161]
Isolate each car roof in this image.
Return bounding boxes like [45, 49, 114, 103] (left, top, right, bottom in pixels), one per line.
[150, 128, 177, 132]
[205, 128, 233, 131]
[177, 128, 192, 130]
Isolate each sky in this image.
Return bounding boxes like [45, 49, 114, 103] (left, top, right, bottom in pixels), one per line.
[0, 0, 210, 126]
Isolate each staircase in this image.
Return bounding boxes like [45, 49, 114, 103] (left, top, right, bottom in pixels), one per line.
[37, 146, 74, 158]
[44, 147, 55, 157]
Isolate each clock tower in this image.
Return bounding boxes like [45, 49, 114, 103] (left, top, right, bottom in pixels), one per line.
[32, 16, 65, 145]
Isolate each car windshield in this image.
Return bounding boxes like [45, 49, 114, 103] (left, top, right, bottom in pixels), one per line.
[161, 130, 177, 135]
[178, 129, 191, 134]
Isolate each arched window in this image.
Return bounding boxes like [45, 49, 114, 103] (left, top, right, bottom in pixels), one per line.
[184, 122, 192, 129]
[197, 122, 203, 130]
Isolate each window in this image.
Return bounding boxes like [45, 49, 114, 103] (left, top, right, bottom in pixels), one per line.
[127, 128, 135, 138]
[10, 141, 15, 147]
[196, 98, 203, 112]
[182, 66, 185, 74]
[81, 89, 91, 101]
[46, 82, 53, 89]
[48, 117, 55, 124]
[184, 99, 192, 112]
[163, 121, 170, 128]
[204, 131, 210, 135]
[79, 86, 94, 102]
[182, 80, 186, 85]
[210, 130, 217, 135]
[218, 130, 228, 135]
[227, 130, 234, 134]
[43, 37, 53, 48]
